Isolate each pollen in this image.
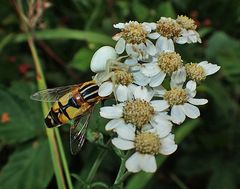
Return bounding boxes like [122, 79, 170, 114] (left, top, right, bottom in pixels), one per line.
[123, 99, 154, 128]
[156, 18, 181, 39]
[185, 63, 206, 81]
[157, 52, 182, 74]
[176, 15, 197, 30]
[114, 70, 133, 85]
[134, 132, 160, 155]
[122, 22, 147, 44]
[164, 88, 188, 106]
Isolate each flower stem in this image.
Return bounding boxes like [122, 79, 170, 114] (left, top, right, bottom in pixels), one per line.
[86, 146, 109, 183]
[27, 35, 67, 189]
[114, 151, 131, 185]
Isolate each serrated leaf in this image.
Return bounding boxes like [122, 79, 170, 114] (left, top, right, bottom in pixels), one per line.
[0, 139, 53, 189]
[69, 48, 94, 71]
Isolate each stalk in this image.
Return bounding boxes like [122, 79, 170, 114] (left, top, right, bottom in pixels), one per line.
[27, 36, 67, 189]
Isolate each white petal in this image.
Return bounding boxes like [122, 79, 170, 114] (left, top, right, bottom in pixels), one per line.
[145, 40, 156, 56]
[141, 63, 160, 77]
[139, 154, 157, 173]
[133, 86, 153, 102]
[126, 44, 138, 57]
[105, 119, 125, 131]
[159, 134, 177, 155]
[100, 106, 123, 119]
[115, 124, 135, 140]
[116, 85, 129, 102]
[149, 72, 166, 87]
[132, 71, 151, 86]
[150, 100, 170, 111]
[115, 38, 126, 54]
[188, 98, 208, 105]
[151, 116, 172, 138]
[170, 67, 186, 89]
[186, 80, 196, 91]
[182, 103, 200, 119]
[125, 152, 141, 173]
[98, 82, 113, 97]
[148, 32, 160, 39]
[201, 63, 221, 76]
[153, 86, 166, 97]
[176, 36, 188, 44]
[113, 23, 125, 29]
[156, 36, 174, 52]
[171, 105, 186, 124]
[112, 137, 134, 150]
[124, 58, 138, 65]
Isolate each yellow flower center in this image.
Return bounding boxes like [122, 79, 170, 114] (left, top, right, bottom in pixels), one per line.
[114, 70, 133, 85]
[123, 99, 154, 128]
[134, 132, 160, 155]
[185, 63, 206, 81]
[164, 88, 188, 106]
[122, 22, 147, 44]
[157, 52, 182, 74]
[156, 18, 181, 39]
[176, 15, 197, 30]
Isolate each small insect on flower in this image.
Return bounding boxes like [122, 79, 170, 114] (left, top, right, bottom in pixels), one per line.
[31, 80, 109, 154]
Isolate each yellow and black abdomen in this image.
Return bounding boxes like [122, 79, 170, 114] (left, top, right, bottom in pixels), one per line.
[45, 93, 82, 128]
[45, 81, 100, 128]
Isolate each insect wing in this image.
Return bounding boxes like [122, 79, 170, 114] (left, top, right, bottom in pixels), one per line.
[70, 110, 93, 155]
[30, 84, 80, 102]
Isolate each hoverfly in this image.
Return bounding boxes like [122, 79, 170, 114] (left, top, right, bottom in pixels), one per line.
[31, 80, 108, 154]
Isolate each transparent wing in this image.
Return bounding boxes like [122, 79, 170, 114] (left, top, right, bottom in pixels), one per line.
[30, 84, 80, 102]
[70, 109, 93, 155]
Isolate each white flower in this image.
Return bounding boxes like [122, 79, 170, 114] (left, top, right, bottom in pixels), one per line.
[111, 125, 177, 173]
[134, 51, 183, 87]
[148, 17, 182, 52]
[185, 61, 221, 86]
[176, 15, 201, 44]
[100, 86, 173, 138]
[113, 21, 156, 61]
[154, 80, 208, 124]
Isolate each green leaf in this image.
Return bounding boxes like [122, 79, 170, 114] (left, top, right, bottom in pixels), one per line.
[157, 2, 176, 18]
[206, 32, 240, 83]
[69, 48, 94, 71]
[132, 1, 149, 22]
[0, 139, 53, 189]
[13, 28, 114, 45]
[0, 82, 43, 144]
[207, 165, 237, 189]
[125, 120, 200, 189]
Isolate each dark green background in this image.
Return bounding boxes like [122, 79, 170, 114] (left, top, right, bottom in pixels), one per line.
[0, 0, 240, 189]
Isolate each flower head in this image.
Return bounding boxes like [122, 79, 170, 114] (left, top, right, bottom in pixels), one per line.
[111, 125, 177, 172]
[113, 21, 156, 61]
[185, 61, 220, 85]
[101, 86, 173, 138]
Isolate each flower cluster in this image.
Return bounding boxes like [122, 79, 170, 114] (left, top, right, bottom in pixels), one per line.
[90, 16, 220, 173]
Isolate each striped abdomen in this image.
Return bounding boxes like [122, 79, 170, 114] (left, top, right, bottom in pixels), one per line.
[45, 81, 101, 128]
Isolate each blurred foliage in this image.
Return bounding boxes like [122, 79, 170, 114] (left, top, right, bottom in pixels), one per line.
[0, 0, 240, 189]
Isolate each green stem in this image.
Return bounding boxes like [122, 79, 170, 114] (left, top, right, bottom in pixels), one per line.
[27, 35, 67, 189]
[114, 151, 131, 185]
[55, 129, 73, 189]
[86, 147, 109, 183]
